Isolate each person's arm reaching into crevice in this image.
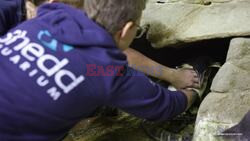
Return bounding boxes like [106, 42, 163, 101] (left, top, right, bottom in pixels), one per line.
[106, 67, 198, 121]
[123, 48, 200, 89]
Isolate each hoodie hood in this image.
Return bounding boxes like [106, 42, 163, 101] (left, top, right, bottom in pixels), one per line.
[36, 3, 116, 48]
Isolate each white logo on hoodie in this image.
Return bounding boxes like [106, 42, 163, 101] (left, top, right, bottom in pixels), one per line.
[0, 29, 85, 101]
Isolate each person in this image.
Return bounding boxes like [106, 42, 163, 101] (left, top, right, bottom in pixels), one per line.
[0, 0, 199, 140]
[0, 0, 26, 35]
[0, 0, 199, 90]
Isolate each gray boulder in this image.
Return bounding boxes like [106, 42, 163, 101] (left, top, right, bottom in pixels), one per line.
[193, 38, 250, 141]
[142, 0, 250, 48]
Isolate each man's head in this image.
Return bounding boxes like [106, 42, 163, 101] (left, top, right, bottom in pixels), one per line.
[84, 0, 147, 50]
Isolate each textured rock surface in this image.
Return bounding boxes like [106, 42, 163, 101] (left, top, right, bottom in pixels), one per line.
[142, 0, 250, 48]
[193, 38, 250, 141]
[162, 0, 233, 4]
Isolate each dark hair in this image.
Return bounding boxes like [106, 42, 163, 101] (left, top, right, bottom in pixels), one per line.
[57, 0, 84, 8]
[30, 0, 47, 6]
[30, 0, 84, 8]
[84, 0, 147, 35]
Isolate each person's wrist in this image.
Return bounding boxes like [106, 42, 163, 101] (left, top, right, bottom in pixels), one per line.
[162, 68, 176, 84]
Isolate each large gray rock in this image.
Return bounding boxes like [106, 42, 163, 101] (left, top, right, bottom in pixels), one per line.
[142, 0, 250, 48]
[162, 0, 233, 4]
[193, 38, 250, 141]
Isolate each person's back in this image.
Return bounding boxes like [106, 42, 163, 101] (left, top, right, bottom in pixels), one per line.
[0, 1, 191, 140]
[0, 3, 123, 140]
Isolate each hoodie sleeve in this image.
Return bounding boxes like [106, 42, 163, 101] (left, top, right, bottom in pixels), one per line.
[107, 67, 188, 121]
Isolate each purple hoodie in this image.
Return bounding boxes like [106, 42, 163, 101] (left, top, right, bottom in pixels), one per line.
[0, 3, 187, 140]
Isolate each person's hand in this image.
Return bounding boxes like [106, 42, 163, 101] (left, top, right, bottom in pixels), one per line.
[169, 68, 200, 89]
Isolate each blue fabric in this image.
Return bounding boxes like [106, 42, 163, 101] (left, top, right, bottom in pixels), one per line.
[223, 111, 250, 140]
[0, 3, 187, 140]
[0, 0, 25, 35]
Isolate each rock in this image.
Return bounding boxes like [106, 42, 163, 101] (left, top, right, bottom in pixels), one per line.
[142, 0, 250, 48]
[211, 63, 250, 93]
[162, 0, 232, 4]
[193, 38, 250, 141]
[226, 38, 250, 71]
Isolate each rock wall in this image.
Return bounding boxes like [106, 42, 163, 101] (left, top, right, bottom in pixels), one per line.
[193, 38, 250, 141]
[142, 0, 250, 48]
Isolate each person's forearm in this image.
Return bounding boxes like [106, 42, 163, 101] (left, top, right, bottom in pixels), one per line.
[123, 48, 175, 82]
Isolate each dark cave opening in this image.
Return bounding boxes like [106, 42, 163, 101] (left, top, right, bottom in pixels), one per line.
[131, 36, 231, 68]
